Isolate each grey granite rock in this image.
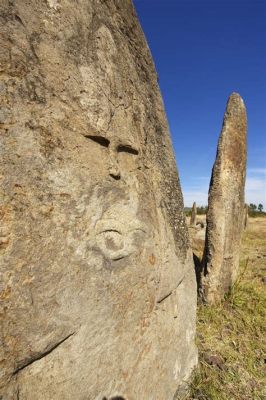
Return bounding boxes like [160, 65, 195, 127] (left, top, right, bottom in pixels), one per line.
[0, 0, 197, 398]
[190, 202, 197, 226]
[201, 93, 247, 303]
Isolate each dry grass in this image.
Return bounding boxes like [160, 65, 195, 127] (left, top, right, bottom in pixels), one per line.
[185, 217, 266, 400]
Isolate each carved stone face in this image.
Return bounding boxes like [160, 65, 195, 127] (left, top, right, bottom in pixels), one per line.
[83, 134, 149, 264]
[86, 134, 139, 180]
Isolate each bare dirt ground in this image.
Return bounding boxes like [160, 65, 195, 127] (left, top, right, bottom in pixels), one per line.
[185, 217, 266, 400]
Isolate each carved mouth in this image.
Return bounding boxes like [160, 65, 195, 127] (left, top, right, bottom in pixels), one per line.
[94, 219, 146, 261]
[99, 230, 124, 252]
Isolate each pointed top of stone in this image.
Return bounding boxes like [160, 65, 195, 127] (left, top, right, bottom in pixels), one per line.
[218, 92, 247, 168]
[224, 92, 247, 125]
[229, 91, 242, 99]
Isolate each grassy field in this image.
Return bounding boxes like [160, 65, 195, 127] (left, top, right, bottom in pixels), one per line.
[186, 217, 266, 400]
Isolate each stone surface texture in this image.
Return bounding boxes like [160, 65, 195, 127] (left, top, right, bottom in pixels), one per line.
[201, 93, 247, 303]
[243, 204, 249, 230]
[0, 0, 197, 398]
[190, 202, 197, 226]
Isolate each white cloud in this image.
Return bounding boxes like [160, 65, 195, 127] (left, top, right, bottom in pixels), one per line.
[247, 168, 266, 175]
[183, 190, 208, 207]
[182, 170, 266, 208]
[245, 177, 265, 191]
[245, 176, 266, 206]
[182, 181, 209, 207]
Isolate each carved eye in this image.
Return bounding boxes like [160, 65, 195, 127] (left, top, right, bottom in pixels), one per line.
[85, 135, 110, 148]
[117, 144, 139, 155]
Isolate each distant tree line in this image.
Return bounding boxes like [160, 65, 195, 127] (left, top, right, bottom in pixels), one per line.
[184, 206, 207, 217]
[185, 203, 265, 217]
[248, 203, 265, 217]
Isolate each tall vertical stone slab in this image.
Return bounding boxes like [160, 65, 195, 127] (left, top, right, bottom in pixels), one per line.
[190, 202, 197, 226]
[0, 1, 197, 398]
[201, 93, 247, 303]
[243, 204, 249, 229]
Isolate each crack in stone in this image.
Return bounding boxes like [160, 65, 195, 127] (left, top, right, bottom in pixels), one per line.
[157, 291, 173, 304]
[157, 276, 184, 304]
[13, 332, 75, 375]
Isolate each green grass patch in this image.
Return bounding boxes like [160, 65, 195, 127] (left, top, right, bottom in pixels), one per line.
[186, 218, 266, 400]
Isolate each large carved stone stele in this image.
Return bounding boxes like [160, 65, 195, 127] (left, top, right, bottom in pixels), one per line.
[201, 93, 247, 303]
[0, 1, 197, 398]
[190, 202, 197, 226]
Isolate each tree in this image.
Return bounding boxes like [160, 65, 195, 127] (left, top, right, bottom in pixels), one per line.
[249, 203, 257, 211]
[258, 204, 263, 212]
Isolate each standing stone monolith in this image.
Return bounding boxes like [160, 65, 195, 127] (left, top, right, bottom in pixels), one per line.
[0, 1, 197, 398]
[243, 204, 249, 229]
[201, 93, 247, 303]
[190, 202, 197, 226]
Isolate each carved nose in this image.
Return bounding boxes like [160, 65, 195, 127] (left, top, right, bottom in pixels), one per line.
[108, 153, 121, 180]
[109, 165, 121, 179]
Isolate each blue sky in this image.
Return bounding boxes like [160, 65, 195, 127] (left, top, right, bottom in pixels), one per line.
[133, 0, 266, 207]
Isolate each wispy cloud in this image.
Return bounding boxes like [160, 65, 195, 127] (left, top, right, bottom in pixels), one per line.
[183, 180, 209, 207]
[183, 168, 266, 207]
[246, 177, 265, 191]
[245, 176, 266, 205]
[248, 168, 266, 175]
[183, 189, 208, 207]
